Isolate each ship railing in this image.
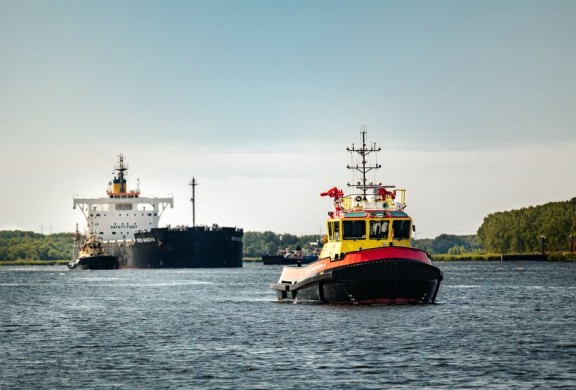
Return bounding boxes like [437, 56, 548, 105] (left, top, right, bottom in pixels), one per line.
[161, 224, 242, 232]
[169, 225, 189, 231]
[342, 192, 407, 212]
[102, 239, 136, 247]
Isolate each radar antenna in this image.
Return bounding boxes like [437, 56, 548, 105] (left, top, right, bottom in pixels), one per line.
[346, 126, 382, 199]
[114, 154, 128, 193]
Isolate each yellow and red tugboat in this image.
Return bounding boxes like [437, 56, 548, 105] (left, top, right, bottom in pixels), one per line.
[271, 130, 443, 304]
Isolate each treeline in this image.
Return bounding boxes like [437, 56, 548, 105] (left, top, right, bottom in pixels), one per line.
[0, 231, 74, 261]
[0, 230, 485, 261]
[478, 197, 576, 253]
[243, 231, 482, 257]
[413, 235, 484, 255]
[243, 231, 321, 258]
[0, 230, 325, 261]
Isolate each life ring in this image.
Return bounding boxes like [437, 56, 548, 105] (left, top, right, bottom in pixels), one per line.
[355, 195, 362, 202]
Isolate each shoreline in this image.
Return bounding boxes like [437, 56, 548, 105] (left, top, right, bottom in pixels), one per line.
[0, 260, 70, 266]
[3, 253, 575, 267]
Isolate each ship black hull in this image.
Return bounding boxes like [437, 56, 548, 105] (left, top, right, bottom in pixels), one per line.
[114, 226, 243, 268]
[68, 255, 119, 271]
[272, 259, 442, 304]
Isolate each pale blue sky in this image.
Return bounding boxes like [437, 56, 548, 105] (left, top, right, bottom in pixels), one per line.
[1, 1, 575, 237]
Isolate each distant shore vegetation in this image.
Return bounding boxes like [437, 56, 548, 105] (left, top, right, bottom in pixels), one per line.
[478, 197, 576, 254]
[0, 231, 73, 262]
[2, 197, 575, 263]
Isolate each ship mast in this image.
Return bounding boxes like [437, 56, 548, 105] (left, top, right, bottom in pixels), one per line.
[108, 153, 139, 198]
[115, 154, 128, 193]
[189, 177, 197, 227]
[346, 127, 382, 199]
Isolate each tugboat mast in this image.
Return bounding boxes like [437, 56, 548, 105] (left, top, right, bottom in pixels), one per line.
[189, 177, 197, 227]
[346, 127, 382, 199]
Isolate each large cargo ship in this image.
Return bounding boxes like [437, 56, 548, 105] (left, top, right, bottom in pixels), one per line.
[72, 154, 243, 268]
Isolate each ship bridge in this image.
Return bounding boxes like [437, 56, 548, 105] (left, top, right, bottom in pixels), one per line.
[73, 153, 174, 242]
[73, 195, 173, 241]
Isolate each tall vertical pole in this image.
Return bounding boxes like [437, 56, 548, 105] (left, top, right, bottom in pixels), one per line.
[360, 129, 367, 196]
[189, 177, 197, 227]
[346, 127, 381, 199]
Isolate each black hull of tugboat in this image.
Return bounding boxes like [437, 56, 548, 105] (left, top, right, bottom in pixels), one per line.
[114, 226, 243, 268]
[273, 259, 443, 304]
[68, 255, 119, 271]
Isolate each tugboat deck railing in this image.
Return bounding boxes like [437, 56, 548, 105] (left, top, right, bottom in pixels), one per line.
[340, 189, 407, 213]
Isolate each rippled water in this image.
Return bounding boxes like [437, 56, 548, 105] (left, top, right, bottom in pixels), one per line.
[1, 261, 575, 389]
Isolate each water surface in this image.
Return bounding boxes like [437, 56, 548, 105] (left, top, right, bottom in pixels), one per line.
[1, 261, 575, 389]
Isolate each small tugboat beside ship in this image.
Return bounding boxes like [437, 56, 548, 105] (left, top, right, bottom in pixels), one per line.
[72, 154, 243, 269]
[68, 230, 119, 270]
[271, 130, 443, 304]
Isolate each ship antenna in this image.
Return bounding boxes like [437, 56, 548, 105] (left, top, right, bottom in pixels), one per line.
[346, 126, 381, 199]
[115, 153, 128, 193]
[189, 177, 197, 227]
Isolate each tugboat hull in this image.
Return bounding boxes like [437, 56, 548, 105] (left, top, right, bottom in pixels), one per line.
[272, 259, 442, 304]
[68, 255, 119, 270]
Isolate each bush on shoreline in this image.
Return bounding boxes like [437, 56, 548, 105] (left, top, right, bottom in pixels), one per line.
[0, 260, 70, 266]
[431, 253, 501, 261]
[431, 252, 576, 262]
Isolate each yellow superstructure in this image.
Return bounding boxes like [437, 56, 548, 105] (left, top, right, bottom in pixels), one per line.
[317, 129, 417, 261]
[319, 191, 414, 261]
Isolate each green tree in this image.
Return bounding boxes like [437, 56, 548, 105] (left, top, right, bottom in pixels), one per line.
[0, 231, 74, 261]
[478, 197, 576, 253]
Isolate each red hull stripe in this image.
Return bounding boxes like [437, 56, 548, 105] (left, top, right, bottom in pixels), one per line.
[339, 246, 431, 265]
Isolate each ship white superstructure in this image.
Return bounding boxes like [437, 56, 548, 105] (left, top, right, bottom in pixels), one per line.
[73, 154, 173, 242]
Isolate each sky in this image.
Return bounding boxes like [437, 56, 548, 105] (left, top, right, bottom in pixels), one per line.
[1, 0, 575, 238]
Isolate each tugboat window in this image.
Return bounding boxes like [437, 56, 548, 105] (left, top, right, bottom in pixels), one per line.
[392, 220, 411, 240]
[343, 221, 366, 240]
[370, 220, 389, 240]
[334, 221, 341, 241]
[328, 222, 334, 241]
